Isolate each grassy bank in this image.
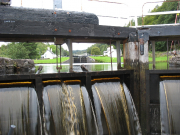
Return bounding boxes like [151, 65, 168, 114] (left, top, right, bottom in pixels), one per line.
[34, 56, 168, 64]
[90, 56, 168, 63]
[90, 56, 123, 63]
[149, 56, 167, 62]
[34, 57, 69, 64]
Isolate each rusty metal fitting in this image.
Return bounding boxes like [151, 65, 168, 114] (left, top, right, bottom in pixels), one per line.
[139, 38, 144, 45]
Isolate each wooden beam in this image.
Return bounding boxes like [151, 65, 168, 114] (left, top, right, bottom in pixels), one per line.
[0, 19, 135, 41]
[116, 40, 121, 69]
[151, 41, 155, 70]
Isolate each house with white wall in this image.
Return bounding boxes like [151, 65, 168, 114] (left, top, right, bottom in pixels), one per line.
[41, 47, 57, 59]
[103, 46, 122, 57]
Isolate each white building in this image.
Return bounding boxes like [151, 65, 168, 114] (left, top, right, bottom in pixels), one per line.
[103, 46, 122, 57]
[41, 47, 57, 59]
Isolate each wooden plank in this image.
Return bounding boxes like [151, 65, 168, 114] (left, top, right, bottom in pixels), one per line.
[0, 6, 136, 42]
[0, 19, 135, 41]
[151, 41, 155, 69]
[0, 36, 123, 43]
[149, 25, 180, 37]
[0, 6, 99, 25]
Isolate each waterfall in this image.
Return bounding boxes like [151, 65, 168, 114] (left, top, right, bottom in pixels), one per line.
[0, 84, 41, 135]
[0, 78, 141, 135]
[92, 79, 142, 135]
[160, 80, 180, 134]
[43, 81, 98, 135]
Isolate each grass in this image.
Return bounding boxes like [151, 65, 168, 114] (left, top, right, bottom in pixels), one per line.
[90, 56, 168, 63]
[149, 62, 168, 70]
[90, 56, 124, 63]
[34, 57, 69, 64]
[149, 56, 167, 62]
[34, 55, 168, 64]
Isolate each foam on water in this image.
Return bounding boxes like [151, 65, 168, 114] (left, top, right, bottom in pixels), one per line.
[43, 81, 98, 135]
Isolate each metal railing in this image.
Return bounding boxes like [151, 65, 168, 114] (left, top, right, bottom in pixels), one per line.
[88, 0, 180, 28]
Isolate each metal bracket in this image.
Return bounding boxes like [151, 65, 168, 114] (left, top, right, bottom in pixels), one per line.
[138, 31, 149, 44]
[54, 37, 65, 45]
[128, 32, 138, 42]
[138, 30, 149, 55]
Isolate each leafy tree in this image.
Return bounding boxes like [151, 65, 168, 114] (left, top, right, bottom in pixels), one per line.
[7, 42, 30, 59]
[0, 45, 8, 57]
[36, 42, 48, 56]
[127, 0, 179, 52]
[91, 47, 101, 55]
[21, 42, 38, 59]
[155, 41, 167, 51]
[63, 50, 69, 56]
[87, 46, 93, 54]
[87, 43, 122, 55]
[49, 45, 57, 54]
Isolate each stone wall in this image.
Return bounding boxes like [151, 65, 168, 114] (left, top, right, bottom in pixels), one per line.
[0, 57, 35, 74]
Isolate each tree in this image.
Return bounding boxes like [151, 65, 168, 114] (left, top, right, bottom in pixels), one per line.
[36, 42, 48, 56]
[87, 46, 93, 54]
[0, 45, 8, 57]
[155, 41, 167, 51]
[49, 45, 56, 54]
[127, 0, 178, 52]
[22, 42, 39, 59]
[63, 50, 69, 56]
[7, 42, 30, 59]
[91, 47, 101, 55]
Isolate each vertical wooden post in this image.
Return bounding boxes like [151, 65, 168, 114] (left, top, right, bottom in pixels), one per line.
[116, 40, 121, 70]
[35, 75, 43, 135]
[124, 38, 149, 134]
[152, 41, 156, 70]
[167, 39, 169, 69]
[67, 39, 73, 72]
[110, 40, 112, 70]
[139, 41, 149, 135]
[124, 41, 139, 114]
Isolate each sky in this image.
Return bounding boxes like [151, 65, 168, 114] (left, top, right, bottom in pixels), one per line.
[0, 0, 162, 50]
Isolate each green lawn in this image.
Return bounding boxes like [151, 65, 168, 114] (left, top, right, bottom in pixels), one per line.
[34, 56, 168, 64]
[34, 57, 69, 64]
[90, 56, 168, 63]
[149, 56, 167, 62]
[90, 56, 123, 63]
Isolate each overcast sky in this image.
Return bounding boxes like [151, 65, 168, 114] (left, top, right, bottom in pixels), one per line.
[0, 0, 162, 50]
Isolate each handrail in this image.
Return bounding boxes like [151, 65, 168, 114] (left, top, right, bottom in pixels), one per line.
[142, 0, 180, 25]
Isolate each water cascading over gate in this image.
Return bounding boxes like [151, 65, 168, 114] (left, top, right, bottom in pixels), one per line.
[42, 80, 98, 135]
[92, 77, 142, 135]
[0, 82, 41, 135]
[160, 78, 180, 134]
[0, 74, 141, 135]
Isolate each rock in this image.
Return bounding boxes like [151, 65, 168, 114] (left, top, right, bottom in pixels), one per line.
[0, 57, 35, 74]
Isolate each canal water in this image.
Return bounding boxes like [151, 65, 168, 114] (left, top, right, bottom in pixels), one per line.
[35, 62, 180, 73]
[35, 63, 120, 73]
